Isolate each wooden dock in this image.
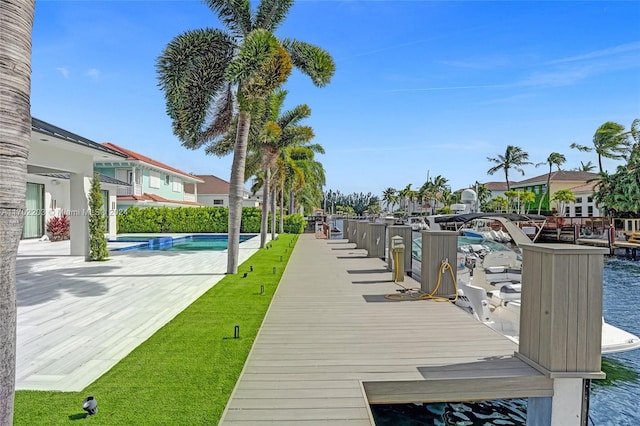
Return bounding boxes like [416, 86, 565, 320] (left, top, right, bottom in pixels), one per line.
[220, 234, 552, 425]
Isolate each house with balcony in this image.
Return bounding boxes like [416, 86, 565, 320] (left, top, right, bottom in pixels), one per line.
[185, 174, 261, 208]
[26, 117, 129, 255]
[509, 171, 600, 216]
[94, 143, 204, 209]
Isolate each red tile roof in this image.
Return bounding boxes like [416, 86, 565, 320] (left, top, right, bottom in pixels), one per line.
[102, 142, 204, 183]
[117, 193, 202, 206]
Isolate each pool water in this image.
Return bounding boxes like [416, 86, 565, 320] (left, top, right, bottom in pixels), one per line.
[112, 234, 255, 251]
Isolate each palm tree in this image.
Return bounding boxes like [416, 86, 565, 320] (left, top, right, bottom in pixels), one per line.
[0, 1, 35, 422]
[574, 160, 596, 172]
[382, 187, 397, 212]
[473, 181, 492, 207]
[211, 90, 315, 248]
[282, 145, 325, 215]
[551, 189, 577, 217]
[157, 0, 335, 274]
[535, 152, 566, 214]
[487, 145, 532, 191]
[570, 121, 630, 173]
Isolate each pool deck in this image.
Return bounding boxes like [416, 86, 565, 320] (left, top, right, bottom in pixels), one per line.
[16, 233, 265, 391]
[219, 235, 550, 425]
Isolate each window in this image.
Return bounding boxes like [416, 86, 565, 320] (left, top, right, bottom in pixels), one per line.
[576, 197, 582, 204]
[575, 206, 583, 216]
[588, 196, 593, 203]
[213, 199, 224, 205]
[149, 171, 160, 188]
[588, 206, 594, 216]
[164, 174, 170, 185]
[172, 178, 182, 192]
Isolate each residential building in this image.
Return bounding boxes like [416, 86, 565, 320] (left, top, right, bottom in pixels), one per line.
[94, 143, 204, 209]
[509, 171, 600, 216]
[27, 118, 128, 255]
[185, 175, 261, 208]
[566, 181, 602, 217]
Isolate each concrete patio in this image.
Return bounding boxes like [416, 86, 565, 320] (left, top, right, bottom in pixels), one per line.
[15, 234, 264, 391]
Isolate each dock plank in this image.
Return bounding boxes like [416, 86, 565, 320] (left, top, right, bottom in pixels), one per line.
[219, 235, 546, 425]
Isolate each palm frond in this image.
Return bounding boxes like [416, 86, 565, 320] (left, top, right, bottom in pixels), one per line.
[203, 0, 252, 37]
[225, 29, 279, 83]
[254, 0, 294, 31]
[157, 28, 235, 147]
[282, 39, 335, 87]
[278, 104, 311, 128]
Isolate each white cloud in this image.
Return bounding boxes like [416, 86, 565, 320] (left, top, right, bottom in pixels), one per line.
[85, 68, 101, 81]
[56, 67, 69, 78]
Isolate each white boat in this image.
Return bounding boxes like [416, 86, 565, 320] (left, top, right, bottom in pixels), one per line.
[412, 214, 640, 355]
[405, 216, 429, 231]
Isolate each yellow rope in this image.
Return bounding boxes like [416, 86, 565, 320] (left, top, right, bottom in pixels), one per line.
[386, 258, 458, 303]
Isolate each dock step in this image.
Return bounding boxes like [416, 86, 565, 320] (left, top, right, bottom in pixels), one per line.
[364, 357, 553, 404]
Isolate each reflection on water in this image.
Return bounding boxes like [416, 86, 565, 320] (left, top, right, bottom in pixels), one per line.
[371, 400, 526, 426]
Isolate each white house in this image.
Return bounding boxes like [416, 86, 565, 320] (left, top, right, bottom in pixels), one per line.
[27, 118, 129, 256]
[185, 174, 261, 208]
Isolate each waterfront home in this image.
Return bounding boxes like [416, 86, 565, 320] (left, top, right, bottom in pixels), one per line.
[26, 118, 129, 255]
[185, 174, 261, 208]
[95, 143, 204, 210]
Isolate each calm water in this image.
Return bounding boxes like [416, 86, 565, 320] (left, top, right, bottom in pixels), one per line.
[113, 234, 255, 251]
[370, 256, 640, 425]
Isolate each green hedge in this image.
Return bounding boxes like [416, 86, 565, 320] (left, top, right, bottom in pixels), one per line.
[117, 206, 304, 234]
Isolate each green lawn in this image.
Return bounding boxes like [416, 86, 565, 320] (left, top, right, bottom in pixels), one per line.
[14, 234, 298, 425]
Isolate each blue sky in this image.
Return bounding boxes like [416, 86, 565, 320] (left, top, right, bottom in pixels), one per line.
[31, 1, 640, 198]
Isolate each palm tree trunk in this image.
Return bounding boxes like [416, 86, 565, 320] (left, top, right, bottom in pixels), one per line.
[289, 189, 295, 215]
[278, 183, 284, 234]
[0, 1, 34, 422]
[260, 168, 269, 248]
[537, 167, 552, 215]
[270, 187, 276, 240]
[227, 110, 251, 274]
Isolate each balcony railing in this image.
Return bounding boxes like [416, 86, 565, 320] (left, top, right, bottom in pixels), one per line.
[183, 193, 197, 203]
[117, 184, 142, 196]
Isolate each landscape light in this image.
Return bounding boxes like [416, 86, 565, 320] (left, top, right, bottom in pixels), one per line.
[82, 396, 97, 417]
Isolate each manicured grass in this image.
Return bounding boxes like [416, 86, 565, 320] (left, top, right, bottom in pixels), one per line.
[13, 234, 298, 425]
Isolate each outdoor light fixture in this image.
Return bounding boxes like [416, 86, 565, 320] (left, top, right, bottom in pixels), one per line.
[82, 396, 97, 417]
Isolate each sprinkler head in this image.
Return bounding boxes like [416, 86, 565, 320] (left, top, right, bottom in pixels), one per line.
[82, 396, 97, 417]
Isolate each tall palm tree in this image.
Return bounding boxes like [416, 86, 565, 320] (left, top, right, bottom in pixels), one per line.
[535, 152, 566, 214]
[157, 0, 335, 274]
[0, 1, 35, 422]
[382, 187, 397, 212]
[211, 90, 315, 247]
[487, 145, 532, 191]
[570, 121, 630, 173]
[285, 146, 325, 214]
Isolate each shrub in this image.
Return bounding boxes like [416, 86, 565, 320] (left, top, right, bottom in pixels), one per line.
[46, 214, 70, 241]
[89, 173, 109, 260]
[283, 213, 306, 234]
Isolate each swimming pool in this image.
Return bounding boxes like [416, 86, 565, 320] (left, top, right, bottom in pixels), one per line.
[111, 234, 255, 252]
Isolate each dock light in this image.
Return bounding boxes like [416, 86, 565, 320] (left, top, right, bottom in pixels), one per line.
[234, 325, 240, 339]
[82, 396, 97, 417]
[243, 272, 248, 278]
[250, 265, 253, 272]
[272, 267, 276, 274]
[260, 285, 265, 295]
[280, 255, 283, 262]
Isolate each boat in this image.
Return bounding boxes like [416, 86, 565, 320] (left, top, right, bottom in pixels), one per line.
[405, 216, 430, 232]
[412, 213, 640, 354]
